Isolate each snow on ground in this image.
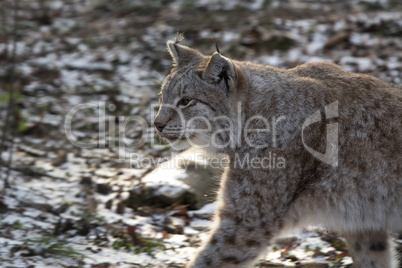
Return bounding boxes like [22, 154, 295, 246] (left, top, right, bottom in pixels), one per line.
[0, 0, 401, 267]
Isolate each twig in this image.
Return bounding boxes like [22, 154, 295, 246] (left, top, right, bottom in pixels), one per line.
[9, 165, 69, 181]
[0, 0, 8, 58]
[0, 1, 10, 156]
[1, 0, 19, 190]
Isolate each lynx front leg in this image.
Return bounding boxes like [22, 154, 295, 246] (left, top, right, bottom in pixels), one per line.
[187, 168, 294, 268]
[344, 230, 398, 268]
[187, 214, 272, 267]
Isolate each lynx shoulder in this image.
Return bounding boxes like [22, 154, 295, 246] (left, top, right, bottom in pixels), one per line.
[154, 40, 402, 268]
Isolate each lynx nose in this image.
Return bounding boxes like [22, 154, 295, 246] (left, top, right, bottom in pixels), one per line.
[154, 122, 166, 132]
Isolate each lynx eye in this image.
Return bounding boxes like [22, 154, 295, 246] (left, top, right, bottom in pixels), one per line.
[177, 98, 194, 108]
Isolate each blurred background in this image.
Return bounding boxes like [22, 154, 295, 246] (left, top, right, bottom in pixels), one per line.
[0, 0, 401, 267]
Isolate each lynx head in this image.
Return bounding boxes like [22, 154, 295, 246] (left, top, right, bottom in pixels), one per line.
[154, 40, 242, 153]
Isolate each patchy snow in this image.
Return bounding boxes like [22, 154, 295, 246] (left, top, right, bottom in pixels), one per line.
[142, 167, 189, 198]
[340, 56, 374, 71]
[188, 202, 216, 218]
[1, 213, 54, 230]
[1, 0, 401, 267]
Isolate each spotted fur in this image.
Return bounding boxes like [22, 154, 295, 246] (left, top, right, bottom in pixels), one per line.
[154, 40, 402, 268]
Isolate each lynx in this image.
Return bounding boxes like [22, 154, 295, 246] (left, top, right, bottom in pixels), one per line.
[154, 39, 402, 268]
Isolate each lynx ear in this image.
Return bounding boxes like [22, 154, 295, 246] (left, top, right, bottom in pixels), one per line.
[203, 52, 234, 91]
[167, 40, 203, 67]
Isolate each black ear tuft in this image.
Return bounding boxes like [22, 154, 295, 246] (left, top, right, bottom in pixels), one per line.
[215, 42, 220, 54]
[211, 34, 220, 54]
[167, 38, 203, 67]
[175, 32, 184, 44]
